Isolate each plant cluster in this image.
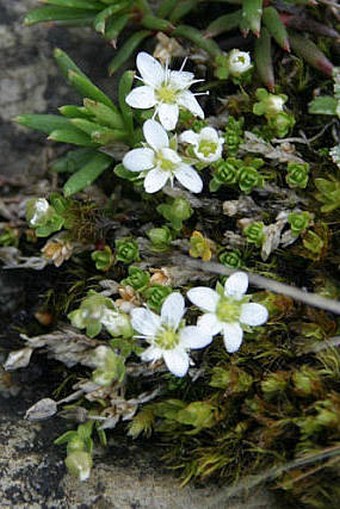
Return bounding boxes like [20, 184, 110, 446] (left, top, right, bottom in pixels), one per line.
[1, 1, 340, 507]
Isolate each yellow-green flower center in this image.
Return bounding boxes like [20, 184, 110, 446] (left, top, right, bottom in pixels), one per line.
[198, 139, 218, 158]
[156, 84, 177, 104]
[216, 297, 241, 323]
[155, 325, 179, 350]
[155, 154, 177, 172]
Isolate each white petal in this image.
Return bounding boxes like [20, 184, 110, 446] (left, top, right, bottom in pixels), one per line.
[126, 86, 157, 109]
[199, 127, 219, 142]
[169, 70, 195, 88]
[187, 287, 219, 312]
[163, 349, 189, 377]
[131, 307, 161, 336]
[141, 345, 163, 362]
[180, 326, 213, 349]
[144, 168, 169, 193]
[161, 292, 185, 329]
[240, 303, 268, 326]
[177, 91, 204, 119]
[197, 312, 223, 336]
[123, 148, 155, 172]
[222, 323, 243, 353]
[224, 271, 248, 299]
[160, 147, 182, 164]
[136, 52, 164, 87]
[175, 165, 203, 193]
[158, 103, 179, 131]
[179, 130, 199, 145]
[143, 119, 169, 150]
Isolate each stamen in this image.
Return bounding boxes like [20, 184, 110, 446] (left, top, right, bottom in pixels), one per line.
[179, 57, 188, 73]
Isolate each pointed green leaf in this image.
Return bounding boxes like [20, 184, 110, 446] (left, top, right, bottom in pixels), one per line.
[48, 127, 99, 147]
[68, 70, 116, 109]
[51, 148, 97, 173]
[83, 99, 124, 129]
[108, 30, 151, 75]
[63, 152, 112, 196]
[24, 6, 94, 26]
[15, 114, 72, 134]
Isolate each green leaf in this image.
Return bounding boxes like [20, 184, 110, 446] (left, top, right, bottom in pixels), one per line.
[59, 105, 90, 118]
[104, 13, 130, 41]
[308, 96, 337, 116]
[15, 114, 71, 135]
[63, 152, 112, 196]
[93, 2, 130, 34]
[114, 163, 140, 181]
[54, 48, 88, 80]
[83, 99, 124, 129]
[68, 70, 116, 109]
[48, 127, 98, 147]
[108, 30, 151, 75]
[42, 0, 103, 10]
[118, 71, 135, 141]
[24, 6, 94, 26]
[51, 148, 97, 173]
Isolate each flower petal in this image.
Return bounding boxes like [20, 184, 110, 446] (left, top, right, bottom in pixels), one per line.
[136, 52, 164, 87]
[143, 119, 169, 150]
[144, 168, 169, 193]
[131, 307, 161, 336]
[180, 326, 213, 349]
[141, 345, 163, 362]
[161, 292, 185, 329]
[222, 323, 243, 353]
[158, 103, 179, 131]
[126, 86, 157, 109]
[163, 349, 189, 377]
[187, 287, 219, 312]
[177, 91, 204, 119]
[169, 70, 195, 88]
[179, 130, 198, 145]
[224, 271, 248, 299]
[197, 312, 223, 336]
[123, 148, 155, 172]
[240, 303, 268, 326]
[175, 165, 203, 193]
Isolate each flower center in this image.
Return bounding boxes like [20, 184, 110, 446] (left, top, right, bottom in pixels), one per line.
[155, 150, 177, 173]
[155, 325, 179, 350]
[197, 139, 218, 158]
[215, 297, 241, 323]
[156, 83, 177, 104]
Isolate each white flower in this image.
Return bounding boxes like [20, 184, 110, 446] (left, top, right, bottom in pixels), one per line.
[180, 126, 224, 163]
[227, 49, 252, 77]
[126, 52, 205, 131]
[187, 272, 268, 353]
[123, 119, 203, 194]
[131, 292, 212, 377]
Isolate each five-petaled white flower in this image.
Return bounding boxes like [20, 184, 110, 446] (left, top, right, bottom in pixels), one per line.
[187, 272, 268, 353]
[131, 292, 212, 377]
[180, 126, 224, 163]
[126, 52, 205, 131]
[227, 49, 252, 77]
[123, 119, 203, 194]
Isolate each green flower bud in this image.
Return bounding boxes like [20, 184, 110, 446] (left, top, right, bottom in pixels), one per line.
[286, 162, 309, 189]
[143, 285, 172, 313]
[91, 245, 114, 272]
[115, 238, 139, 264]
[288, 211, 311, 237]
[238, 166, 263, 194]
[253, 89, 287, 117]
[65, 451, 93, 481]
[214, 159, 240, 185]
[157, 197, 193, 231]
[219, 250, 242, 269]
[147, 226, 172, 252]
[302, 230, 324, 255]
[92, 345, 126, 386]
[121, 266, 150, 291]
[244, 222, 265, 247]
[268, 111, 295, 138]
